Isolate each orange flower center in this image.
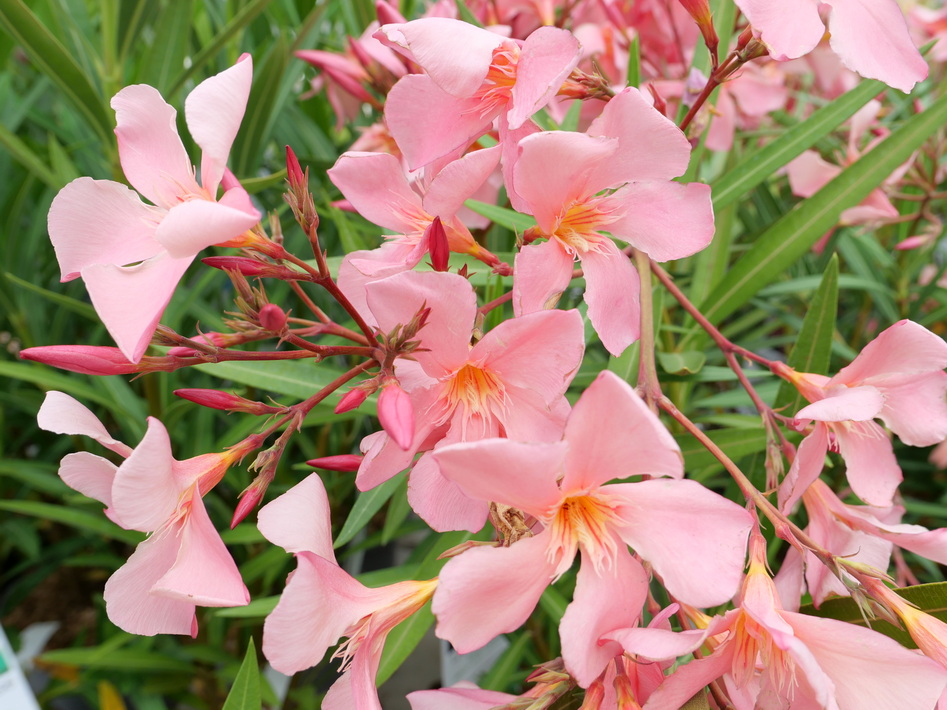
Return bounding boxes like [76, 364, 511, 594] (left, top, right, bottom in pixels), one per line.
[546, 491, 622, 576]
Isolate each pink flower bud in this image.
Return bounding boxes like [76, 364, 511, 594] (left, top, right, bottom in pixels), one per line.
[336, 387, 369, 414]
[231, 485, 265, 528]
[19, 345, 141, 375]
[202, 255, 271, 276]
[306, 454, 363, 472]
[286, 145, 305, 190]
[375, 0, 407, 25]
[426, 216, 450, 272]
[174, 388, 282, 415]
[678, 0, 718, 56]
[258, 303, 288, 332]
[378, 381, 414, 450]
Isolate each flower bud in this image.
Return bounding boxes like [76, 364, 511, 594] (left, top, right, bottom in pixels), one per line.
[426, 216, 450, 272]
[19, 345, 141, 375]
[307, 454, 363, 472]
[336, 387, 369, 414]
[378, 381, 414, 450]
[258, 303, 288, 332]
[286, 145, 305, 191]
[174, 388, 282, 415]
[678, 0, 718, 59]
[202, 255, 285, 278]
[231, 483, 266, 528]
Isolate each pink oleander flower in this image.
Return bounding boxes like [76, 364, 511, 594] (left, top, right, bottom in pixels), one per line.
[643, 531, 947, 710]
[431, 371, 753, 687]
[776, 319, 947, 510]
[355, 269, 585, 532]
[47, 56, 260, 362]
[37, 391, 250, 636]
[511, 87, 714, 355]
[258, 473, 437, 710]
[777, 479, 947, 607]
[376, 18, 581, 168]
[733, 0, 928, 92]
[328, 146, 503, 314]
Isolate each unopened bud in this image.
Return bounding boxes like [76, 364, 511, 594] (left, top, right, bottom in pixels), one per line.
[258, 303, 288, 332]
[307, 454, 363, 472]
[19, 345, 141, 375]
[174, 388, 282, 415]
[167, 331, 229, 357]
[678, 0, 718, 59]
[336, 387, 369, 414]
[426, 217, 450, 271]
[231, 483, 266, 528]
[376, 0, 407, 25]
[286, 145, 305, 190]
[202, 255, 288, 279]
[378, 381, 414, 450]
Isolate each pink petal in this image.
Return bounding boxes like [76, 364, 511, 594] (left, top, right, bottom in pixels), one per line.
[185, 54, 253, 196]
[580, 239, 641, 356]
[501, 385, 571, 443]
[154, 198, 259, 258]
[605, 181, 714, 262]
[153, 488, 249, 606]
[433, 534, 557, 653]
[560, 553, 648, 688]
[384, 74, 493, 170]
[111, 84, 195, 208]
[408, 687, 519, 710]
[47, 178, 163, 281]
[257, 473, 335, 560]
[263, 553, 374, 674]
[778, 422, 830, 512]
[38, 390, 131, 457]
[794, 385, 885, 422]
[110, 417, 180, 531]
[613, 479, 752, 607]
[406, 453, 490, 533]
[103, 522, 197, 636]
[376, 19, 501, 97]
[499, 117, 542, 214]
[562, 371, 683, 492]
[786, 151, 841, 198]
[423, 144, 502, 219]
[328, 152, 424, 234]
[586, 87, 693, 183]
[507, 27, 580, 129]
[642, 643, 735, 710]
[869, 377, 947, 446]
[733, 0, 825, 60]
[511, 239, 575, 316]
[835, 420, 902, 506]
[834, 320, 947, 385]
[81, 252, 193, 362]
[604, 625, 709, 662]
[512, 131, 616, 232]
[58, 452, 118, 510]
[471, 308, 584, 403]
[432, 439, 567, 516]
[365, 270, 477, 377]
[825, 0, 928, 92]
[786, 611, 947, 708]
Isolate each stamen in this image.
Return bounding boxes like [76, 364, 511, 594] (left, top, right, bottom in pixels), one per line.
[546, 492, 622, 577]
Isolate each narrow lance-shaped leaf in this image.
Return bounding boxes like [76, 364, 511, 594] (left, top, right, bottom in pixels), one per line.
[697, 91, 947, 329]
[222, 638, 262, 710]
[775, 254, 839, 414]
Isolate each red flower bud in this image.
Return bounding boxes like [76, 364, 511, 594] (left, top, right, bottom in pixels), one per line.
[426, 216, 450, 272]
[258, 303, 288, 332]
[174, 388, 282, 415]
[335, 387, 369, 414]
[19, 345, 141, 375]
[286, 145, 306, 191]
[306, 454, 363, 472]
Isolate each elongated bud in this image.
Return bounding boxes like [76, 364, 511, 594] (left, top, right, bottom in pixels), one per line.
[286, 145, 305, 190]
[861, 577, 947, 668]
[336, 387, 369, 414]
[376, 0, 407, 25]
[174, 388, 282, 415]
[19, 345, 141, 375]
[678, 0, 718, 59]
[167, 331, 230, 357]
[258, 303, 288, 332]
[378, 381, 414, 450]
[202, 255, 299, 280]
[307, 454, 363, 472]
[426, 217, 450, 272]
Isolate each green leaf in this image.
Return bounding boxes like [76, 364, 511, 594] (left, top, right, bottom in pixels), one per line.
[40, 647, 193, 673]
[675, 427, 768, 473]
[478, 632, 532, 691]
[0, 500, 144, 545]
[0, 361, 128, 411]
[800, 581, 947, 649]
[222, 638, 262, 710]
[0, 0, 112, 141]
[381, 474, 412, 545]
[215, 595, 279, 619]
[139, 0, 195, 93]
[711, 78, 884, 211]
[3, 271, 98, 320]
[697, 92, 947, 329]
[775, 255, 838, 412]
[464, 199, 536, 233]
[0, 122, 60, 188]
[657, 350, 706, 375]
[334, 473, 405, 548]
[453, 0, 483, 26]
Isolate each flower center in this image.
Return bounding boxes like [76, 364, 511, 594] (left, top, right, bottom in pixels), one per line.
[546, 492, 622, 577]
[468, 44, 521, 118]
[443, 363, 508, 419]
[730, 611, 797, 697]
[545, 193, 622, 257]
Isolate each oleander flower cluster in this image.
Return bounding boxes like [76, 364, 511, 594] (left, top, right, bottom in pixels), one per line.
[23, 1, 947, 708]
